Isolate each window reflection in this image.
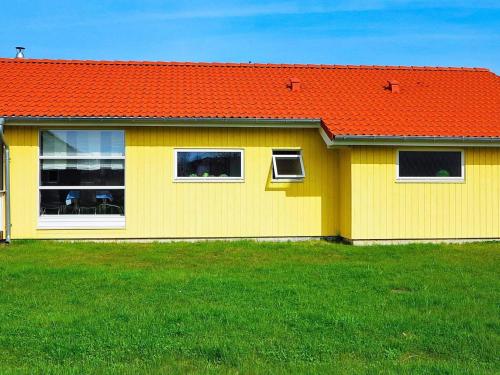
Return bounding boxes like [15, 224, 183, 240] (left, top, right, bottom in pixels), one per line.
[40, 189, 124, 215]
[40, 159, 124, 186]
[176, 151, 242, 178]
[40, 130, 125, 216]
[41, 130, 124, 156]
[399, 151, 462, 178]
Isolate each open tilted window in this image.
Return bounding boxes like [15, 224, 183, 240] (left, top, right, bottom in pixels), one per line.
[272, 150, 305, 180]
[397, 150, 464, 182]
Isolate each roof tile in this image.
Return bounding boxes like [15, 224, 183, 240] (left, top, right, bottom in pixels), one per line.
[0, 58, 498, 138]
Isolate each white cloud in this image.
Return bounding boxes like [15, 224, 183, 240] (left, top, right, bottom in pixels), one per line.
[104, 1, 500, 22]
[18, 0, 500, 30]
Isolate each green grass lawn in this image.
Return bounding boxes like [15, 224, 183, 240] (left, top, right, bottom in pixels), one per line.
[0, 240, 498, 374]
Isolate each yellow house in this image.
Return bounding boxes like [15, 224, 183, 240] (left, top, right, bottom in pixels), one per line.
[0, 57, 499, 243]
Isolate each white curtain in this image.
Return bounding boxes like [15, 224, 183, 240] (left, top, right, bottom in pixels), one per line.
[42, 159, 77, 170]
[42, 160, 124, 170]
[77, 160, 100, 171]
[94, 160, 124, 170]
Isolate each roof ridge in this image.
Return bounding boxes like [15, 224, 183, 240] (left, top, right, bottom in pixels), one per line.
[0, 58, 491, 72]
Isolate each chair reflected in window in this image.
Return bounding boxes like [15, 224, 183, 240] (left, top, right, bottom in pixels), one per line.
[62, 190, 80, 214]
[40, 190, 63, 215]
[41, 189, 124, 216]
[79, 190, 97, 214]
[39, 130, 126, 218]
[96, 190, 124, 215]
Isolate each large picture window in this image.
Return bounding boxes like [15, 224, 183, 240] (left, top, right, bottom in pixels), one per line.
[39, 130, 125, 227]
[174, 149, 243, 181]
[397, 150, 464, 181]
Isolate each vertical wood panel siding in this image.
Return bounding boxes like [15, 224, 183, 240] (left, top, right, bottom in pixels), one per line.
[350, 146, 500, 240]
[6, 126, 338, 239]
[338, 149, 352, 239]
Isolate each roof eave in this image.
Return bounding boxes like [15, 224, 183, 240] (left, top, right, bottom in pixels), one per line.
[326, 133, 500, 147]
[3, 116, 322, 128]
[3, 117, 500, 147]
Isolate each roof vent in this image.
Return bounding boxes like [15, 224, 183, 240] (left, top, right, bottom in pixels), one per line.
[288, 77, 301, 92]
[15, 47, 25, 58]
[387, 80, 400, 93]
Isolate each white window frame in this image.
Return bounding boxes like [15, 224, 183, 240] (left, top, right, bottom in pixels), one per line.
[38, 129, 126, 229]
[396, 149, 465, 183]
[272, 149, 305, 181]
[173, 148, 244, 182]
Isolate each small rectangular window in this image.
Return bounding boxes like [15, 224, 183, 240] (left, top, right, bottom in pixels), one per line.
[397, 150, 463, 181]
[174, 149, 243, 181]
[272, 150, 305, 180]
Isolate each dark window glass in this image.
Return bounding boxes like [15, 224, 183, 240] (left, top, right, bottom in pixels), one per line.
[40, 130, 125, 217]
[274, 157, 303, 176]
[272, 150, 304, 179]
[399, 151, 462, 178]
[40, 189, 124, 215]
[273, 150, 300, 156]
[176, 151, 242, 178]
[40, 160, 124, 186]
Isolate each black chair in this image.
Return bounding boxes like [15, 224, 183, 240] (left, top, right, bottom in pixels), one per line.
[40, 190, 63, 215]
[96, 191, 124, 215]
[61, 191, 80, 214]
[79, 190, 97, 214]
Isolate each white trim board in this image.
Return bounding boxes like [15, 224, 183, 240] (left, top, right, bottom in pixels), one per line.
[38, 215, 125, 229]
[40, 155, 125, 160]
[39, 186, 125, 190]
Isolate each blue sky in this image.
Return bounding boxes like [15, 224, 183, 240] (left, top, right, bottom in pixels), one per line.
[1, 1, 499, 73]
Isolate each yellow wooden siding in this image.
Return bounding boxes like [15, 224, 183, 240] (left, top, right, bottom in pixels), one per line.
[350, 146, 500, 240]
[6, 126, 338, 239]
[338, 149, 352, 239]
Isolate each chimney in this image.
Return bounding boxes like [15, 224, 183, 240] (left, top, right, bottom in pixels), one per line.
[387, 80, 400, 93]
[15, 47, 25, 58]
[289, 77, 301, 92]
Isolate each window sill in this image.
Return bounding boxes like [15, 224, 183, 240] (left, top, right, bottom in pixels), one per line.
[271, 178, 304, 183]
[38, 215, 125, 229]
[173, 178, 244, 183]
[396, 178, 465, 183]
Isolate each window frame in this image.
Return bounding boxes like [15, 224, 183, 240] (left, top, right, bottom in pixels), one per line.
[173, 148, 245, 182]
[395, 148, 465, 183]
[37, 129, 126, 229]
[271, 149, 305, 182]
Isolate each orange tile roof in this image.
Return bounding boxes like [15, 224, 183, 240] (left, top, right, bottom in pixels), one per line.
[0, 58, 498, 139]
